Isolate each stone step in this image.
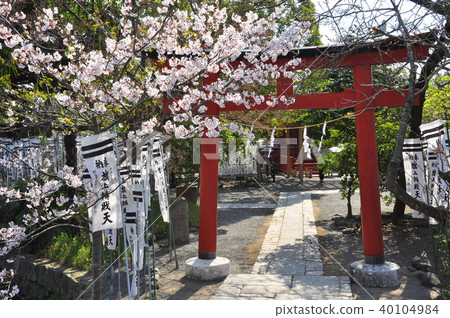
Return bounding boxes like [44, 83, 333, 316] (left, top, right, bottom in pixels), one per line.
[211, 274, 352, 300]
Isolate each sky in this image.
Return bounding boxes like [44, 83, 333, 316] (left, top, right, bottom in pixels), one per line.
[310, 0, 441, 45]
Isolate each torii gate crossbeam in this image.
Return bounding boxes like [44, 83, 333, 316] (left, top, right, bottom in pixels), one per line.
[194, 42, 428, 269]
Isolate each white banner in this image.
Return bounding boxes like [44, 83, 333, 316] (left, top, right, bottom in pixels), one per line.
[124, 203, 138, 263]
[124, 202, 143, 296]
[119, 165, 133, 207]
[138, 143, 151, 215]
[151, 139, 170, 223]
[132, 183, 146, 270]
[81, 131, 123, 232]
[104, 229, 117, 250]
[402, 138, 425, 218]
[131, 272, 139, 297]
[420, 119, 449, 208]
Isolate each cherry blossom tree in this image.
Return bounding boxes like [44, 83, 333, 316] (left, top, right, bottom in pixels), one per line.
[0, 0, 312, 298]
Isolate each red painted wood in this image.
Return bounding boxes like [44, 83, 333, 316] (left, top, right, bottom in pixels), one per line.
[229, 45, 428, 70]
[353, 64, 385, 263]
[277, 77, 294, 95]
[218, 89, 420, 112]
[198, 130, 220, 259]
[198, 74, 220, 260]
[164, 89, 419, 113]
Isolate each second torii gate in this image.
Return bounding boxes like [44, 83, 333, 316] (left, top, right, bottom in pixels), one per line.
[186, 38, 429, 283]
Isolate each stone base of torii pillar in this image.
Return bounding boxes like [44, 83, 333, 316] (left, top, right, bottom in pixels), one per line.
[185, 257, 230, 281]
[350, 261, 400, 287]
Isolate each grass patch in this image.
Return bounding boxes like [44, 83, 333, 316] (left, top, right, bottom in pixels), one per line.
[43, 232, 92, 271]
[187, 200, 200, 228]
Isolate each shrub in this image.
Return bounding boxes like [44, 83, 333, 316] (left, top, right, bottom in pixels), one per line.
[43, 232, 92, 271]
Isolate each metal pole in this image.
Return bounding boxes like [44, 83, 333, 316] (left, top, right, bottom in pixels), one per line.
[136, 200, 141, 299]
[149, 175, 157, 299]
[117, 228, 122, 299]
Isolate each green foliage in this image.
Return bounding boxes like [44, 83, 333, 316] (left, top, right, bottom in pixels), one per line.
[423, 75, 450, 123]
[296, 68, 353, 94]
[430, 231, 450, 299]
[372, 64, 409, 88]
[375, 107, 402, 175]
[323, 142, 359, 217]
[442, 288, 450, 300]
[43, 232, 92, 271]
[169, 138, 199, 183]
[325, 143, 358, 181]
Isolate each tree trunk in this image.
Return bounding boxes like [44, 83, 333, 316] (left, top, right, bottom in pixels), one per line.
[384, 33, 448, 223]
[64, 133, 81, 236]
[410, 21, 450, 137]
[392, 162, 406, 225]
[347, 196, 352, 218]
[346, 183, 353, 218]
[64, 133, 78, 191]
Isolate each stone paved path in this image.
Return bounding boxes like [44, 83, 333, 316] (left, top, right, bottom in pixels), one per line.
[211, 191, 352, 300]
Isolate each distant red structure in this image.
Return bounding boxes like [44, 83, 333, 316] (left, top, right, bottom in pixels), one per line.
[266, 128, 318, 178]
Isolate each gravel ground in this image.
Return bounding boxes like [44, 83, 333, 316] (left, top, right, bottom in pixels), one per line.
[312, 184, 441, 300]
[154, 181, 280, 299]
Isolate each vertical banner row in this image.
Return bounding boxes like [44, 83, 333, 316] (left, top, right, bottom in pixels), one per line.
[403, 119, 450, 222]
[420, 119, 449, 210]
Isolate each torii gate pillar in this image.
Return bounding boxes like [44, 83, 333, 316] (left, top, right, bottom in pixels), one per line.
[353, 64, 385, 264]
[351, 64, 400, 286]
[185, 78, 230, 281]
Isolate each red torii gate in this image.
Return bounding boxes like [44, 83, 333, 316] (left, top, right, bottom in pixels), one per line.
[185, 39, 429, 278]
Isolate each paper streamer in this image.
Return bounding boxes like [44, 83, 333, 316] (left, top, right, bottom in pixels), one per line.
[303, 126, 312, 160]
[318, 121, 327, 153]
[268, 127, 276, 159]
